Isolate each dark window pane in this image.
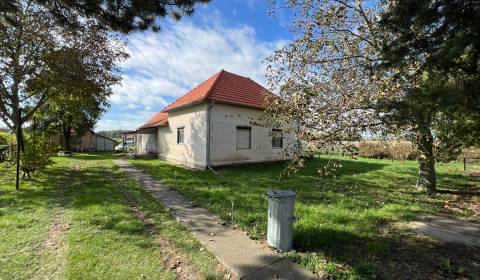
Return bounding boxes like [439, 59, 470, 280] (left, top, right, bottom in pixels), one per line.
[177, 127, 184, 144]
[272, 129, 283, 148]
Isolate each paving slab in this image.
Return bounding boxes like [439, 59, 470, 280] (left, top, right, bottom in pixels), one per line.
[243, 258, 314, 280]
[417, 215, 480, 237]
[115, 159, 315, 280]
[408, 215, 480, 247]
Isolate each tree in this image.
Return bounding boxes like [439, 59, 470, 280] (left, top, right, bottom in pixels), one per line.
[0, 2, 125, 189]
[5, 0, 211, 33]
[265, 0, 387, 175]
[36, 23, 125, 151]
[0, 3, 61, 190]
[265, 0, 480, 194]
[376, 0, 480, 192]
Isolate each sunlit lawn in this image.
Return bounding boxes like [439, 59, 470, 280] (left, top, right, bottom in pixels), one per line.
[130, 155, 480, 279]
[0, 153, 223, 280]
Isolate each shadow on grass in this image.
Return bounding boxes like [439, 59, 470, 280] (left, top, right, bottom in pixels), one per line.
[0, 165, 71, 209]
[291, 221, 480, 279]
[65, 152, 123, 161]
[7, 153, 475, 279]
[438, 188, 480, 195]
[129, 155, 480, 278]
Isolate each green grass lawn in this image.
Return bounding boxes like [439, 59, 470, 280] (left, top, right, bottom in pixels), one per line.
[0, 153, 225, 280]
[130, 155, 480, 279]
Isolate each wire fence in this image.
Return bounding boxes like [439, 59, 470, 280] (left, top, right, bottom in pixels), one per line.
[463, 157, 480, 172]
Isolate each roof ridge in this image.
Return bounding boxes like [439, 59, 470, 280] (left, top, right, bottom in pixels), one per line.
[161, 70, 223, 112]
[204, 69, 225, 99]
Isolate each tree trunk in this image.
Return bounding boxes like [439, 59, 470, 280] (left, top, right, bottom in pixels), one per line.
[415, 126, 437, 194]
[63, 127, 72, 151]
[14, 108, 24, 191]
[15, 122, 21, 191]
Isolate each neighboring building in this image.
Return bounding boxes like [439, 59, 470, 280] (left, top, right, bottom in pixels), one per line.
[134, 70, 292, 169]
[50, 130, 118, 151]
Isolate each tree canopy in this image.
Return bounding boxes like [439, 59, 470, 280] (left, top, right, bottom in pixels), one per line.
[266, 0, 480, 193]
[35, 22, 127, 151]
[4, 0, 210, 33]
[0, 2, 126, 188]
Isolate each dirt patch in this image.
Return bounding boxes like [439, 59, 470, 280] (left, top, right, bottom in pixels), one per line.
[442, 199, 480, 220]
[467, 169, 480, 177]
[439, 184, 480, 221]
[33, 162, 78, 279]
[40, 212, 69, 251]
[33, 211, 69, 280]
[374, 223, 480, 279]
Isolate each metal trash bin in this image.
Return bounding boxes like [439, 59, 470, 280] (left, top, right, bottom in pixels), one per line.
[266, 190, 296, 251]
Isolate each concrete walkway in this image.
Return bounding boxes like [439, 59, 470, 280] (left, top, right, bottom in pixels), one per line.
[115, 160, 315, 280]
[408, 214, 480, 247]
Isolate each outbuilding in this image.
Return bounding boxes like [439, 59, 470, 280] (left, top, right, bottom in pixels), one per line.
[50, 130, 118, 151]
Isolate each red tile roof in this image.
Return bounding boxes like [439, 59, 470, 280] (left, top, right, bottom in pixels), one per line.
[138, 70, 268, 129]
[164, 70, 267, 111]
[139, 111, 168, 129]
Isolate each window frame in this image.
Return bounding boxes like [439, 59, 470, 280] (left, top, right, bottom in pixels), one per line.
[236, 126, 251, 150]
[177, 127, 185, 145]
[271, 129, 283, 149]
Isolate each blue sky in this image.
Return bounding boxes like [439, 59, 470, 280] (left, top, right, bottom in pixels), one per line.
[97, 0, 293, 131]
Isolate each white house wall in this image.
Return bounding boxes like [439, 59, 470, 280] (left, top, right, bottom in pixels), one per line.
[135, 129, 157, 155]
[157, 104, 208, 168]
[209, 103, 290, 166]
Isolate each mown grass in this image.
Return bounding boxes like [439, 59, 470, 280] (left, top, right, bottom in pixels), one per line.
[130, 155, 480, 279]
[0, 152, 224, 280]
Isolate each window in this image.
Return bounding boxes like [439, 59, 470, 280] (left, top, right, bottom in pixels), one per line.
[177, 127, 184, 144]
[272, 129, 283, 148]
[236, 126, 251, 150]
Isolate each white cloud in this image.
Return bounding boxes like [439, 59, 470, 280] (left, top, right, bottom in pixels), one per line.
[111, 17, 286, 110]
[95, 110, 158, 131]
[95, 119, 141, 131]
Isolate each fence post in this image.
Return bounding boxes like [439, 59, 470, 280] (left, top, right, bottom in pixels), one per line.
[464, 157, 467, 171]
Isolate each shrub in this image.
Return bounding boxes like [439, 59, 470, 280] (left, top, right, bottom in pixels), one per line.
[0, 131, 13, 145]
[4, 133, 56, 178]
[355, 141, 417, 160]
[388, 141, 418, 160]
[357, 141, 390, 159]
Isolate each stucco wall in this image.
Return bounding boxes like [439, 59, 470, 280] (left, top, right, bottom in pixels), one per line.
[135, 128, 157, 155]
[209, 103, 291, 166]
[157, 104, 208, 168]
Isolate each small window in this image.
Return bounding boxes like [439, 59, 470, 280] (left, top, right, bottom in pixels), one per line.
[236, 126, 251, 150]
[272, 129, 283, 148]
[177, 127, 184, 144]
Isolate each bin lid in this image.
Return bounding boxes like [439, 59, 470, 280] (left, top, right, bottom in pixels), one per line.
[266, 190, 296, 198]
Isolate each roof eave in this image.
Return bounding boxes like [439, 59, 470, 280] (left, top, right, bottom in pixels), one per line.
[162, 99, 207, 112]
[138, 124, 167, 130]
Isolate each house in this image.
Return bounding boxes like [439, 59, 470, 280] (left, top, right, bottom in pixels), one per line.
[134, 70, 292, 169]
[50, 130, 118, 151]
